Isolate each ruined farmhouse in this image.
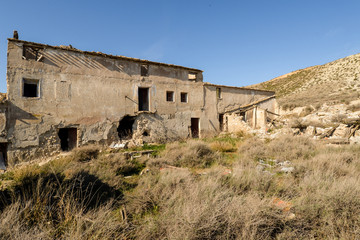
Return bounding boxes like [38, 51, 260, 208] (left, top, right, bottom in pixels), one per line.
[0, 37, 277, 165]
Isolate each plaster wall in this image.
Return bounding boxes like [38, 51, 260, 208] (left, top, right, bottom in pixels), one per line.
[6, 40, 204, 164]
[5, 39, 277, 165]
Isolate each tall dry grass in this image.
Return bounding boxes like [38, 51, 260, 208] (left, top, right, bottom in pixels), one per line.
[0, 171, 128, 239]
[1, 137, 360, 239]
[149, 140, 217, 168]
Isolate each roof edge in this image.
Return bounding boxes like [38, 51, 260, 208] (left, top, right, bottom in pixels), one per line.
[224, 95, 276, 114]
[8, 38, 203, 72]
[204, 83, 276, 94]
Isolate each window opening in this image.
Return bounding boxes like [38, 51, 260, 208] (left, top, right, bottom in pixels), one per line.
[166, 91, 174, 102]
[141, 64, 149, 76]
[117, 115, 136, 140]
[188, 72, 197, 81]
[23, 79, 39, 98]
[191, 118, 200, 138]
[240, 112, 246, 121]
[58, 128, 77, 151]
[138, 87, 149, 111]
[216, 87, 222, 99]
[180, 92, 188, 103]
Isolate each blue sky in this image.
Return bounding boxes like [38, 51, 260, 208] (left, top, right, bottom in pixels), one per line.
[0, 0, 360, 92]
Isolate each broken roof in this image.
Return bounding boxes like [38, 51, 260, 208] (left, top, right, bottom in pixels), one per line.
[8, 38, 203, 72]
[224, 95, 276, 114]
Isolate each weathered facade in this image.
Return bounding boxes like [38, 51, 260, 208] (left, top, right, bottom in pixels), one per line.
[2, 38, 277, 165]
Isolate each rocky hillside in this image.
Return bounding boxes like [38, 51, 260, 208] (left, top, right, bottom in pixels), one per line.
[252, 53, 360, 109]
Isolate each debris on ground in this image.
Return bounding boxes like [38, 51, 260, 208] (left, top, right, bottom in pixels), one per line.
[272, 198, 296, 220]
[256, 158, 294, 174]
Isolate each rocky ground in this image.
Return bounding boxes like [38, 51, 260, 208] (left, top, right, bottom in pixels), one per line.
[253, 99, 360, 145]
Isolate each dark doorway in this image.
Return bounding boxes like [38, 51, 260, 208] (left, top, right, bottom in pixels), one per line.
[240, 111, 246, 121]
[58, 128, 77, 151]
[219, 114, 224, 131]
[138, 88, 149, 111]
[0, 143, 7, 169]
[117, 115, 136, 140]
[191, 118, 200, 138]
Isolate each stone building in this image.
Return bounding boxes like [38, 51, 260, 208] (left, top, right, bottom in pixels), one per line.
[1, 38, 277, 165]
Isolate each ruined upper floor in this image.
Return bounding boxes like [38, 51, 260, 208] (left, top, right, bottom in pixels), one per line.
[7, 38, 203, 88]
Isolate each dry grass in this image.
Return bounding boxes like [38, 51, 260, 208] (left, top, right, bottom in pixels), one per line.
[1, 136, 360, 239]
[209, 141, 235, 152]
[71, 145, 100, 162]
[347, 103, 360, 112]
[0, 171, 128, 239]
[154, 140, 217, 168]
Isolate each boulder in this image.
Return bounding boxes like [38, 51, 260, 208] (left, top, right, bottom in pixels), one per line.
[280, 167, 294, 173]
[332, 124, 349, 138]
[304, 126, 316, 136]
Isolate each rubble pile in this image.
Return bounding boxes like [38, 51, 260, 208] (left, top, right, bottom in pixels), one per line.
[260, 101, 360, 144]
[256, 158, 294, 174]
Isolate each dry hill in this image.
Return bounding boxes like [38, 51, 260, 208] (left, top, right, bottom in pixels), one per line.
[252, 53, 360, 109]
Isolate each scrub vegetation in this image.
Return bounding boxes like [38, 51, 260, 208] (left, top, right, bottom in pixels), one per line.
[0, 134, 360, 239]
[252, 53, 360, 109]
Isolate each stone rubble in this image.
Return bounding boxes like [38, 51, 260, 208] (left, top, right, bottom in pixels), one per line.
[249, 100, 360, 145]
[256, 158, 294, 174]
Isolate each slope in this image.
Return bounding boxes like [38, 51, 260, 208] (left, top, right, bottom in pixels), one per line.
[252, 53, 360, 109]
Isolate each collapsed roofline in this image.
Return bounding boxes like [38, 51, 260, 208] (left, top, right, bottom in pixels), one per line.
[8, 38, 203, 73]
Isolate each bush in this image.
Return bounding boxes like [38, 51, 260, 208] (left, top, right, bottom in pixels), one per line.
[160, 140, 216, 168]
[0, 171, 126, 239]
[128, 168, 284, 239]
[72, 145, 100, 162]
[209, 141, 235, 152]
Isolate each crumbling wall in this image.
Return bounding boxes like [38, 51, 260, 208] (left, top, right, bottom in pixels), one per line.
[203, 85, 277, 132]
[5, 39, 206, 163]
[5, 39, 276, 164]
[226, 113, 249, 132]
[254, 107, 267, 129]
[223, 106, 268, 133]
[132, 111, 196, 142]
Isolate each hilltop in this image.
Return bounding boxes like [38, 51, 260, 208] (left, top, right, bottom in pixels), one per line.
[251, 53, 360, 109]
